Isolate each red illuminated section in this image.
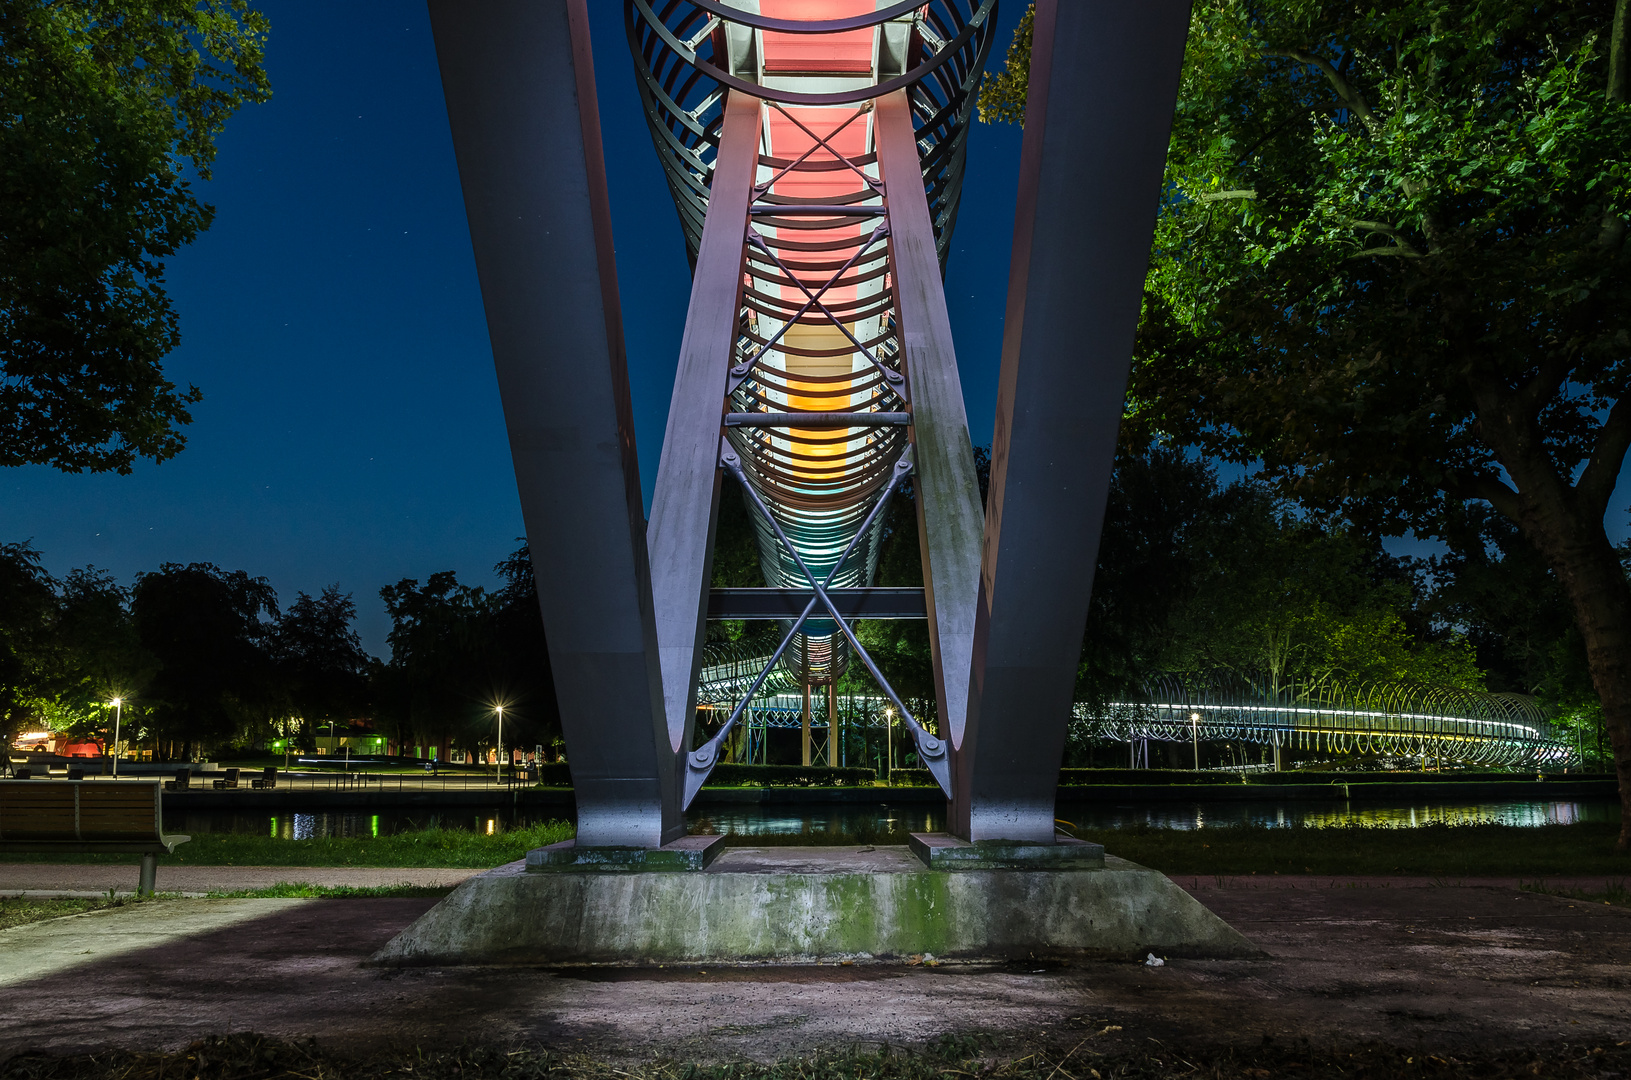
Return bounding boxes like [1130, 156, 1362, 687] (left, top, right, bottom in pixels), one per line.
[760, 0, 876, 72]
[753, 4, 887, 482]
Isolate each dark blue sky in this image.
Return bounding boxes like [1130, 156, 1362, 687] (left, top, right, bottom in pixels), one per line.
[4, 2, 1029, 656]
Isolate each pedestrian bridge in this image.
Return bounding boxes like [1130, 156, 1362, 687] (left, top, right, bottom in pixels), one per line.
[696, 648, 1576, 769]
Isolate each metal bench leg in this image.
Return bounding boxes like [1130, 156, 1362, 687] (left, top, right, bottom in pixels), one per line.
[138, 854, 157, 896]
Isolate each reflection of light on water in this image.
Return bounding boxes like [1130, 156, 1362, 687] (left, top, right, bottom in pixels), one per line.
[1054, 799, 1619, 831]
[171, 798, 1618, 841]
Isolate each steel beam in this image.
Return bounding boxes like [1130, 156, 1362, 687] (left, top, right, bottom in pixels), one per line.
[873, 91, 984, 753]
[955, 0, 1192, 841]
[647, 90, 762, 756]
[707, 587, 928, 620]
[427, 0, 677, 847]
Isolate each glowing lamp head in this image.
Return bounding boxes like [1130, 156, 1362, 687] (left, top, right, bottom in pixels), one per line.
[111, 697, 122, 707]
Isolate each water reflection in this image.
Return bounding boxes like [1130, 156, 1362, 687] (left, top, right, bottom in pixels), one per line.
[689, 805, 941, 845]
[166, 797, 1619, 841]
[1055, 798, 1620, 831]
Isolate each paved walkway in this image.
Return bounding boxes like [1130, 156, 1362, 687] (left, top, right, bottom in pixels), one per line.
[0, 864, 477, 896]
[0, 876, 1626, 1059]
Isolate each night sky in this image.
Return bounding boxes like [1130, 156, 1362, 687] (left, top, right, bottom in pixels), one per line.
[6, 3, 1625, 657]
[3, 2, 1028, 656]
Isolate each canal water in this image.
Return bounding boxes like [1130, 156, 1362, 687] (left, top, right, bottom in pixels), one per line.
[162, 796, 1621, 844]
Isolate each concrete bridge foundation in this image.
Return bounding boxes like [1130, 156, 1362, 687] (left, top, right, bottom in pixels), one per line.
[371, 846, 1257, 966]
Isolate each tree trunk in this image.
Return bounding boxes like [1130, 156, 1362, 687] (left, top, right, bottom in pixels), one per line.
[1516, 501, 1631, 851]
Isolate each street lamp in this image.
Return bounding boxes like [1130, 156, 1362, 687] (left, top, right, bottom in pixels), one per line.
[110, 698, 123, 777]
[494, 704, 505, 785]
[884, 705, 895, 775]
[1190, 711, 1201, 771]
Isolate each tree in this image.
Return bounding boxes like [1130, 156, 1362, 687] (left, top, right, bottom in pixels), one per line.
[984, 0, 1631, 846]
[1, 0, 270, 473]
[489, 543, 561, 756]
[131, 562, 277, 758]
[52, 566, 157, 752]
[377, 571, 497, 760]
[0, 543, 59, 753]
[1430, 505, 1610, 764]
[1078, 446, 1479, 704]
[274, 586, 370, 745]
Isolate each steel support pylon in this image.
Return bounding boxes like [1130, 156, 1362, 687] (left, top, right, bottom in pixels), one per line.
[955, 0, 1192, 840]
[428, 0, 679, 847]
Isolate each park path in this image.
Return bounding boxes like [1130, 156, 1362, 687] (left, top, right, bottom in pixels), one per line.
[0, 878, 1627, 1059]
[0, 863, 476, 896]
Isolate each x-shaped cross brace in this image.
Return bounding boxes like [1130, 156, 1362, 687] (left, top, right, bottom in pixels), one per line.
[727, 223, 901, 396]
[682, 448, 951, 806]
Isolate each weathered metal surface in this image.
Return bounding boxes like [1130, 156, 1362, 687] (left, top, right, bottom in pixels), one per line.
[428, 0, 678, 847]
[956, 0, 1193, 841]
[874, 90, 984, 753]
[647, 90, 762, 756]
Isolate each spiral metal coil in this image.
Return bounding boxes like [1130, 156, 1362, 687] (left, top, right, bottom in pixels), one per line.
[628, 1, 996, 687]
[1076, 672, 1575, 769]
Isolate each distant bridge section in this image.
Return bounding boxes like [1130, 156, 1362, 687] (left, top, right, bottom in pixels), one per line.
[1078, 676, 1574, 769]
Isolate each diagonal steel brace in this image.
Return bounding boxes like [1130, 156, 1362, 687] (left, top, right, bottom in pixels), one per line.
[741, 230, 907, 396]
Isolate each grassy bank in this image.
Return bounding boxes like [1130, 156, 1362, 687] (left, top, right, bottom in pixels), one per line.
[0, 821, 573, 868]
[1075, 820, 1630, 877]
[5, 819, 1627, 876]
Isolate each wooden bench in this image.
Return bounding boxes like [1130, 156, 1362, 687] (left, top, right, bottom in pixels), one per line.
[164, 768, 191, 791]
[211, 768, 240, 790]
[0, 780, 191, 895]
[251, 766, 277, 789]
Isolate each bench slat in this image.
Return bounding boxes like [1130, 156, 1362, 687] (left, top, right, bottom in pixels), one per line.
[0, 780, 167, 846]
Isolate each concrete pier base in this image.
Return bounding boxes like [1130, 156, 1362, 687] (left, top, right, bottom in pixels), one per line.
[371, 845, 1258, 966]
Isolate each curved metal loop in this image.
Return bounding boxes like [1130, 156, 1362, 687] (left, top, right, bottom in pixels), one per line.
[626, 0, 997, 267]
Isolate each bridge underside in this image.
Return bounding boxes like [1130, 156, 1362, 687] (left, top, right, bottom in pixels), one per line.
[428, 0, 1192, 846]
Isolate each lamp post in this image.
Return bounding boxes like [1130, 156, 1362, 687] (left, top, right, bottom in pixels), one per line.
[494, 704, 505, 785]
[884, 705, 894, 776]
[110, 698, 123, 777]
[1190, 711, 1200, 771]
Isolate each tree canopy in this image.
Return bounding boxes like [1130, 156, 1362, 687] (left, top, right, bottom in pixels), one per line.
[0, 0, 270, 473]
[982, 0, 1631, 845]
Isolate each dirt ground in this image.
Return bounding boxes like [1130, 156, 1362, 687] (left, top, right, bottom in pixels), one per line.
[0, 881, 1626, 1062]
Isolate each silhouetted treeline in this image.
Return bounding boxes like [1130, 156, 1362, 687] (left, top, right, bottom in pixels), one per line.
[0, 541, 557, 763]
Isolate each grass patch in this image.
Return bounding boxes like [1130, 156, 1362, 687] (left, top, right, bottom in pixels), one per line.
[0, 894, 156, 932]
[1521, 877, 1631, 907]
[2, 821, 574, 868]
[2, 1032, 1629, 1080]
[1071, 820, 1631, 877]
